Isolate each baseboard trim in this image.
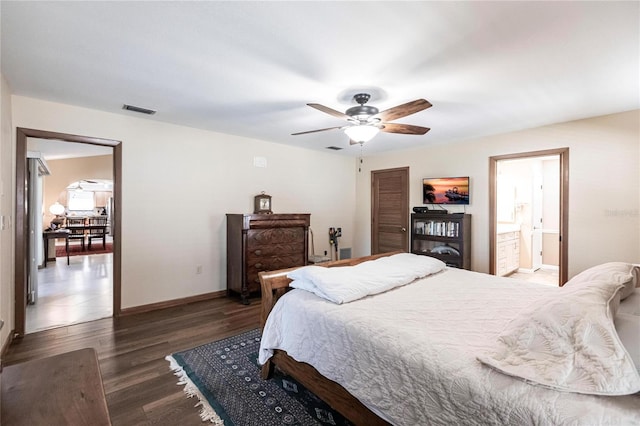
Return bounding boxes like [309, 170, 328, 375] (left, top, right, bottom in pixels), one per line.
[1, 330, 15, 370]
[120, 290, 228, 316]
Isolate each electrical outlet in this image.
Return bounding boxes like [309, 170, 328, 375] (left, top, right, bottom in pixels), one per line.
[196, 265, 203, 274]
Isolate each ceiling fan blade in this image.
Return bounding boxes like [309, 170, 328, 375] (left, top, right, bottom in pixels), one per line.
[291, 126, 343, 136]
[375, 99, 432, 122]
[381, 123, 431, 135]
[307, 103, 350, 120]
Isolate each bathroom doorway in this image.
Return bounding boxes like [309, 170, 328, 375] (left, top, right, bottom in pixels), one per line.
[489, 148, 569, 286]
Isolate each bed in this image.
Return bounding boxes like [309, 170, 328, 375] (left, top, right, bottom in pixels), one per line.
[258, 252, 640, 425]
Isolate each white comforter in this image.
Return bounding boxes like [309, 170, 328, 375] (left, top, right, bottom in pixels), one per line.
[259, 267, 640, 426]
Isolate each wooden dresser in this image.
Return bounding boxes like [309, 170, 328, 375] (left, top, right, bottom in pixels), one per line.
[226, 213, 310, 304]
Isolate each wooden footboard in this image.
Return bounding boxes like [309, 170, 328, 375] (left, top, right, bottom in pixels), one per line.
[259, 251, 400, 426]
[267, 349, 390, 425]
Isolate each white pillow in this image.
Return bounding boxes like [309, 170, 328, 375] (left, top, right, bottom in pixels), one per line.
[565, 262, 637, 301]
[287, 253, 445, 304]
[289, 279, 332, 301]
[478, 279, 640, 395]
[619, 288, 640, 316]
[288, 265, 325, 283]
[615, 313, 640, 373]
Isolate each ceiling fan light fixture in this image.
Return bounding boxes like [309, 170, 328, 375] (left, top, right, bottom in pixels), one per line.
[294, 94, 431, 143]
[344, 125, 380, 143]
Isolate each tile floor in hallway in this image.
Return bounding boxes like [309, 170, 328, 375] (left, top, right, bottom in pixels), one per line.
[27, 252, 113, 333]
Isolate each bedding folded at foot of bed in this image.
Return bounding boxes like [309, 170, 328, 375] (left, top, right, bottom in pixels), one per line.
[287, 253, 445, 304]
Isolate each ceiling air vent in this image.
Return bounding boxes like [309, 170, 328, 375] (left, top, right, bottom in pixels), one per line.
[325, 146, 343, 150]
[122, 104, 157, 115]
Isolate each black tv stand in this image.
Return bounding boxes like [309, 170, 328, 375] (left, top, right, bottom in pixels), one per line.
[411, 212, 471, 269]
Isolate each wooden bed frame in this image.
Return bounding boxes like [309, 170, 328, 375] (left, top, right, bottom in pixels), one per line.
[259, 251, 401, 426]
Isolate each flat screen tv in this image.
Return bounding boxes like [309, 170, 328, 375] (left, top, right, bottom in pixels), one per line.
[423, 176, 470, 205]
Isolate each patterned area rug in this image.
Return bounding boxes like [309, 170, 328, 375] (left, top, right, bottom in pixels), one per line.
[56, 242, 112, 257]
[166, 329, 352, 426]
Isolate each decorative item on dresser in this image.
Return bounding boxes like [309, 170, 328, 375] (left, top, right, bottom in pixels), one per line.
[254, 192, 272, 214]
[226, 214, 310, 304]
[410, 212, 471, 269]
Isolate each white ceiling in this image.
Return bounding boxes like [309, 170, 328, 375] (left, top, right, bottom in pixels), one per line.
[2, 2, 638, 157]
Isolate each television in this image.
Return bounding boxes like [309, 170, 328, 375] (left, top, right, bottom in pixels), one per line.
[423, 176, 470, 205]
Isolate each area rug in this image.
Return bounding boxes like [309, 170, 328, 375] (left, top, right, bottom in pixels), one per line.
[166, 328, 352, 425]
[56, 242, 112, 257]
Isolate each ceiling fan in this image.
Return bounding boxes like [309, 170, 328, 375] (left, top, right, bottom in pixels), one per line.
[68, 179, 101, 192]
[292, 93, 432, 145]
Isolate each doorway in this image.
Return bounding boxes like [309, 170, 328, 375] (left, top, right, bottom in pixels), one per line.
[15, 128, 122, 337]
[29, 156, 113, 333]
[371, 167, 409, 254]
[489, 148, 568, 285]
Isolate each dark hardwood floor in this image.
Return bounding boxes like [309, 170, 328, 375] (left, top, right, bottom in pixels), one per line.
[3, 296, 261, 425]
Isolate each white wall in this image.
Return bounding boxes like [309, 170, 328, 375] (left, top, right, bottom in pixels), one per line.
[355, 110, 640, 278]
[5, 91, 639, 319]
[11, 96, 357, 309]
[0, 73, 14, 350]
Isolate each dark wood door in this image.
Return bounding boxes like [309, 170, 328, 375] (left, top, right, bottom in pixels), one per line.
[371, 167, 409, 254]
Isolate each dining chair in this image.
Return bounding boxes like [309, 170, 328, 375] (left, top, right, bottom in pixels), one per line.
[65, 216, 87, 250]
[87, 216, 108, 250]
